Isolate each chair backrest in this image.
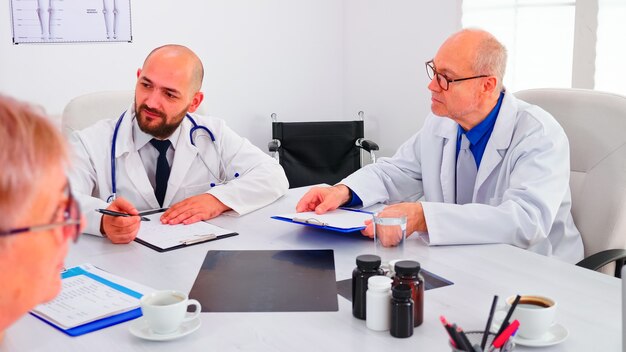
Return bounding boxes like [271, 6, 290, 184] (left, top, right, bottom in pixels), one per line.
[61, 90, 134, 136]
[272, 120, 365, 188]
[515, 88, 626, 268]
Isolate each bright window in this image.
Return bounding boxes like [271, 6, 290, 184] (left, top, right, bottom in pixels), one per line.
[462, 1, 576, 92]
[595, 0, 626, 95]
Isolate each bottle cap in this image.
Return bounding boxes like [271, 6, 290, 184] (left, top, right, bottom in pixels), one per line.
[356, 254, 381, 270]
[392, 284, 412, 299]
[394, 260, 421, 276]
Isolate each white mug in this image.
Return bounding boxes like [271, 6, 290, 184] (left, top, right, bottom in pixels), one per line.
[501, 295, 556, 340]
[140, 290, 201, 334]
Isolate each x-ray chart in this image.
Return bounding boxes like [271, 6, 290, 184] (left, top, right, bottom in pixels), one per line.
[11, 0, 132, 44]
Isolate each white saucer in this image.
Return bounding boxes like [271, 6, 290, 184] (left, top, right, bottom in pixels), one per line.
[512, 323, 569, 347]
[129, 317, 201, 341]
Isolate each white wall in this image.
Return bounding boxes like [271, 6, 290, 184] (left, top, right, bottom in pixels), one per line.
[0, 0, 461, 157]
[343, 0, 462, 157]
[0, 0, 345, 150]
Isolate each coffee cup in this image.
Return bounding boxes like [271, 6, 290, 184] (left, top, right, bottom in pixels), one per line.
[140, 290, 201, 334]
[501, 295, 556, 340]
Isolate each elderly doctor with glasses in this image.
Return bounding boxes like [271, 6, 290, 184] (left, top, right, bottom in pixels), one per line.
[296, 28, 583, 263]
[0, 95, 84, 341]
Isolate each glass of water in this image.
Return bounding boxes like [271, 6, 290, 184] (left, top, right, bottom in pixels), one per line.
[373, 210, 407, 265]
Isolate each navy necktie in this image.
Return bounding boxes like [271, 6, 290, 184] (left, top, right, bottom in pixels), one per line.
[456, 133, 477, 205]
[150, 139, 171, 207]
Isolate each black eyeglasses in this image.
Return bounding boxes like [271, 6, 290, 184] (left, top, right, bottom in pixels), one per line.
[0, 183, 81, 243]
[426, 60, 489, 91]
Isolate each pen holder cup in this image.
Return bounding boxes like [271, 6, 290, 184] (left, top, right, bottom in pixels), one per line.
[449, 331, 515, 352]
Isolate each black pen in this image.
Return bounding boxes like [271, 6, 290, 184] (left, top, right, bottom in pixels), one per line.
[494, 295, 521, 340]
[95, 208, 150, 221]
[481, 295, 499, 350]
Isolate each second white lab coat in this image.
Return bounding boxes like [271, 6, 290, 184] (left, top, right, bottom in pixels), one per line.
[69, 105, 289, 236]
[342, 91, 583, 263]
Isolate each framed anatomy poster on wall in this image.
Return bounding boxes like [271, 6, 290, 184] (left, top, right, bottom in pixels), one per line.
[10, 0, 132, 44]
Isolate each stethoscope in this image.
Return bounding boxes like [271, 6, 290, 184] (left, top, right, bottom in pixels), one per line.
[107, 110, 237, 202]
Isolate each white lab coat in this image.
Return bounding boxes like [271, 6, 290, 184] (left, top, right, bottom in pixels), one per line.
[342, 91, 583, 263]
[69, 105, 289, 236]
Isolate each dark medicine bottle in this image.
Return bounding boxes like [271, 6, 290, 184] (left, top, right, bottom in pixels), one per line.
[392, 260, 424, 327]
[390, 284, 414, 338]
[352, 254, 384, 320]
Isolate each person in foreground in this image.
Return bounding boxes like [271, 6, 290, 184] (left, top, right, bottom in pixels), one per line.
[0, 95, 83, 340]
[69, 44, 288, 244]
[296, 29, 583, 263]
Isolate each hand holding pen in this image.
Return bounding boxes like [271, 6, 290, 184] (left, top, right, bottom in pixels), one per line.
[98, 197, 143, 244]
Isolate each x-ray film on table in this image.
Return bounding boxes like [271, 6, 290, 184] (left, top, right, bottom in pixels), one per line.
[189, 250, 339, 312]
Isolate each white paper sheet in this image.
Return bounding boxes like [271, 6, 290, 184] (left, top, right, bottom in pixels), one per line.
[136, 213, 235, 250]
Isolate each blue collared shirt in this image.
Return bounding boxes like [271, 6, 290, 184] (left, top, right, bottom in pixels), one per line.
[456, 92, 504, 168]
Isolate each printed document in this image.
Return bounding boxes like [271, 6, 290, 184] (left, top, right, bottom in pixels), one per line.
[31, 264, 146, 330]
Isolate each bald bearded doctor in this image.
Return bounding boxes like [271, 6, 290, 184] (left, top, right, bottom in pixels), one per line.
[69, 44, 288, 243]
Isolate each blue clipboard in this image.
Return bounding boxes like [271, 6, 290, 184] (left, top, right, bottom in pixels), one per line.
[271, 208, 372, 233]
[30, 267, 143, 337]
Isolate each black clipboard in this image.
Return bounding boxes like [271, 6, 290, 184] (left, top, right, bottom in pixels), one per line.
[134, 232, 239, 253]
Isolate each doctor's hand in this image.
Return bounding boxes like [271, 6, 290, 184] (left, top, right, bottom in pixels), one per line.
[296, 184, 351, 214]
[161, 193, 231, 225]
[360, 202, 428, 241]
[101, 197, 141, 244]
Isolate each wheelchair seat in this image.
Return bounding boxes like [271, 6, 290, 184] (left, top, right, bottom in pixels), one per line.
[268, 111, 379, 188]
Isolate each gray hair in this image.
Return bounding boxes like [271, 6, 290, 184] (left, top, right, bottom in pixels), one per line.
[462, 28, 508, 92]
[0, 95, 67, 236]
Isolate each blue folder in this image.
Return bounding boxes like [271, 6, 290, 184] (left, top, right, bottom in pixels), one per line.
[271, 208, 372, 233]
[30, 267, 143, 337]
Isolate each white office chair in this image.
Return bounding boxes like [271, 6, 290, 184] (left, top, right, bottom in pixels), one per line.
[515, 88, 626, 277]
[61, 90, 206, 136]
[61, 90, 134, 137]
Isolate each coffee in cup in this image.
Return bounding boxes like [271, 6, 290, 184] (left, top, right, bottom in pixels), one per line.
[505, 295, 556, 340]
[140, 290, 201, 334]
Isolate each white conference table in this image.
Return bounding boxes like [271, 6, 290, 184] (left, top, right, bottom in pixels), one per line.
[2, 187, 621, 351]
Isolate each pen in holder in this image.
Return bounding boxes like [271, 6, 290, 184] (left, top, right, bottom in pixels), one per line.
[449, 331, 515, 352]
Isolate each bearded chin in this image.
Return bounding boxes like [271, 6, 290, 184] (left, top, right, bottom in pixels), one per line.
[136, 105, 190, 139]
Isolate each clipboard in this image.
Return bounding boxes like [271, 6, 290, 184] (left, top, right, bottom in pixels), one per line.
[271, 208, 373, 233]
[134, 232, 239, 253]
[30, 265, 145, 337]
[133, 211, 239, 252]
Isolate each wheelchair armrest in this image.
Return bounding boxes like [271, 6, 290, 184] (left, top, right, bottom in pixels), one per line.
[268, 139, 281, 152]
[356, 138, 379, 153]
[576, 249, 626, 277]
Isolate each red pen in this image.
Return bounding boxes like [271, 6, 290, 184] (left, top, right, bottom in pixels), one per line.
[492, 319, 520, 348]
